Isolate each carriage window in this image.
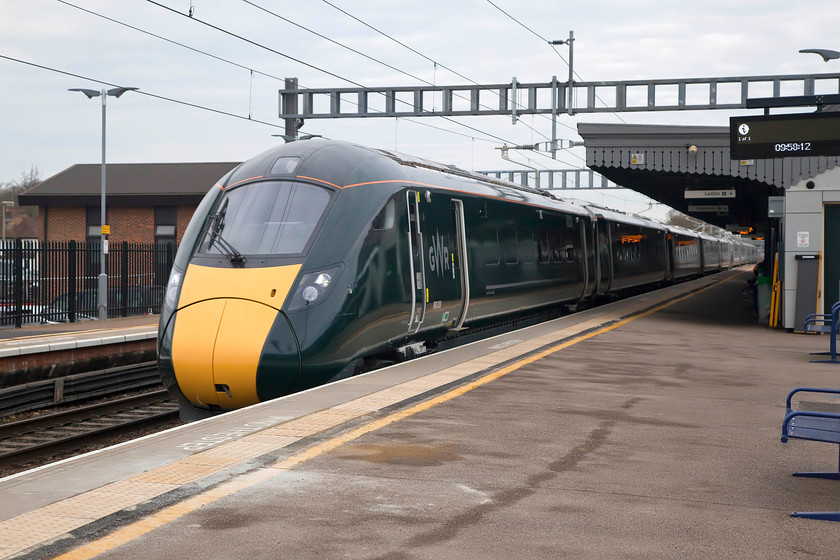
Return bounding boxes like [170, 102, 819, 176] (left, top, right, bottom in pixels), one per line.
[478, 227, 501, 265]
[372, 199, 396, 230]
[518, 228, 536, 263]
[198, 180, 332, 256]
[500, 226, 518, 264]
[537, 230, 550, 263]
[550, 231, 565, 262]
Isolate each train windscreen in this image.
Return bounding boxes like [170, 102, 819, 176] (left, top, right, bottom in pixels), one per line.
[197, 180, 332, 258]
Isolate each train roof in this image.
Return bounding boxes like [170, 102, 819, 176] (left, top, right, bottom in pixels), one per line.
[225, 138, 593, 217]
[225, 139, 732, 236]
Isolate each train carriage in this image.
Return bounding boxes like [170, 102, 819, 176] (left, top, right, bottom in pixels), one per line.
[665, 225, 703, 280]
[158, 139, 756, 419]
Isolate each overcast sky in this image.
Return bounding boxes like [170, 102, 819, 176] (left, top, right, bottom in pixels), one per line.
[2, 0, 838, 214]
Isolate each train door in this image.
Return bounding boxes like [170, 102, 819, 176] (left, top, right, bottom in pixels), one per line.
[450, 200, 470, 329]
[406, 190, 426, 334]
[577, 218, 591, 300]
[410, 190, 468, 332]
[596, 219, 613, 295]
[665, 233, 675, 281]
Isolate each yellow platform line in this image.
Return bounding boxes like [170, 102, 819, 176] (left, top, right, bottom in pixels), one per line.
[1, 273, 736, 560]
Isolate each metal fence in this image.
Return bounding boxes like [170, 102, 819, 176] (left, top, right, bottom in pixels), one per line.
[0, 239, 174, 328]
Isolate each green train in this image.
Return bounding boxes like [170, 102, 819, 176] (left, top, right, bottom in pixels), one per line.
[158, 139, 757, 419]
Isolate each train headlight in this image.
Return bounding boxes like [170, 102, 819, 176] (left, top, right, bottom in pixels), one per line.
[302, 286, 319, 303]
[165, 269, 183, 309]
[287, 265, 342, 312]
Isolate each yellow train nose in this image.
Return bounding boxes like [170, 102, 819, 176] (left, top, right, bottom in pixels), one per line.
[170, 263, 302, 410]
[171, 298, 281, 408]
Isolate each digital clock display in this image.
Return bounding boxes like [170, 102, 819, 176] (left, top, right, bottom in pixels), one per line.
[730, 112, 840, 159]
[774, 142, 811, 152]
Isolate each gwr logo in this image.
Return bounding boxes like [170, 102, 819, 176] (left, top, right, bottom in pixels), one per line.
[428, 230, 451, 277]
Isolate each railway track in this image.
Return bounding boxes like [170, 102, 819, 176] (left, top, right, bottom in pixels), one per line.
[0, 390, 178, 470]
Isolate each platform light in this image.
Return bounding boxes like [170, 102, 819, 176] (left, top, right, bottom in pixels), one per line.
[69, 86, 138, 321]
[799, 48, 840, 62]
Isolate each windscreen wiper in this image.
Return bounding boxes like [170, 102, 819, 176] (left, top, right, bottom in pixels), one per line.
[208, 200, 247, 267]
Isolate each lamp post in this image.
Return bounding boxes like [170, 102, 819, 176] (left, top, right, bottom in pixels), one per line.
[69, 86, 137, 321]
[1, 201, 13, 242]
[799, 48, 840, 62]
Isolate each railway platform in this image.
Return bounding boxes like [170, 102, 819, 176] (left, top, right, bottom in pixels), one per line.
[0, 316, 158, 390]
[2, 267, 840, 559]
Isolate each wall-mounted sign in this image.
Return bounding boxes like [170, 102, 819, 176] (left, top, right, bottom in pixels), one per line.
[630, 153, 645, 165]
[797, 231, 810, 248]
[688, 204, 729, 214]
[730, 112, 840, 159]
[684, 189, 735, 199]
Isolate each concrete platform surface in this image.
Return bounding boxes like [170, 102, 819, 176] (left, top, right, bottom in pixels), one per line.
[0, 315, 158, 357]
[3, 268, 840, 559]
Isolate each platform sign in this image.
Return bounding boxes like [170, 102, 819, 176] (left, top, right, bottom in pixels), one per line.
[688, 204, 729, 213]
[730, 112, 840, 159]
[684, 189, 735, 199]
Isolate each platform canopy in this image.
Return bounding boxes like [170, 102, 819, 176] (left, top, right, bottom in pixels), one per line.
[578, 123, 840, 234]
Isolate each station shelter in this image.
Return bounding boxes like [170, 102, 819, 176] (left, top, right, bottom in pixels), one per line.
[577, 123, 840, 330]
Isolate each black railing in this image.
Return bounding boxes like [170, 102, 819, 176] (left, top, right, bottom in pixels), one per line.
[0, 240, 174, 328]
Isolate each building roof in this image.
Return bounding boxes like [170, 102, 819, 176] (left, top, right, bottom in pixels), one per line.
[18, 162, 241, 207]
[577, 122, 840, 234]
[578, 123, 840, 188]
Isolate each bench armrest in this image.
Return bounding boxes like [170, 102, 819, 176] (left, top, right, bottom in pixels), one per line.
[781, 409, 840, 442]
[785, 387, 840, 411]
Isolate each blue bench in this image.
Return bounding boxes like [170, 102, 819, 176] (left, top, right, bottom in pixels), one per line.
[781, 387, 840, 521]
[805, 302, 840, 363]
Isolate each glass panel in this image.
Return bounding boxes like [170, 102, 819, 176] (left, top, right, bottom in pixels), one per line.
[198, 181, 332, 257]
[500, 226, 518, 265]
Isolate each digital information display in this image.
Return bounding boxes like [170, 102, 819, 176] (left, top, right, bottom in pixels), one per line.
[730, 112, 840, 159]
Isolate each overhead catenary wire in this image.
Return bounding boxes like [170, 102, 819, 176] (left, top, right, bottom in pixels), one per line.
[60, 0, 581, 166]
[143, 0, 567, 158]
[51, 1, 529, 149]
[240, 0, 550, 142]
[484, 0, 627, 124]
[56, 0, 286, 84]
[36, 1, 586, 170]
[0, 52, 558, 162]
[311, 0, 588, 165]
[317, 0, 575, 135]
[0, 53, 285, 129]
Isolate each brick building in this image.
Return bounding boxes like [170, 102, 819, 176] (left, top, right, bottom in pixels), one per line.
[18, 162, 240, 248]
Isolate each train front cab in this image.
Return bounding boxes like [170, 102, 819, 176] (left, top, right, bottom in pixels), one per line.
[159, 177, 337, 414]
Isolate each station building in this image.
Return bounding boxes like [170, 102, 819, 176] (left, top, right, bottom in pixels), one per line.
[577, 122, 840, 330]
[18, 162, 239, 249]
